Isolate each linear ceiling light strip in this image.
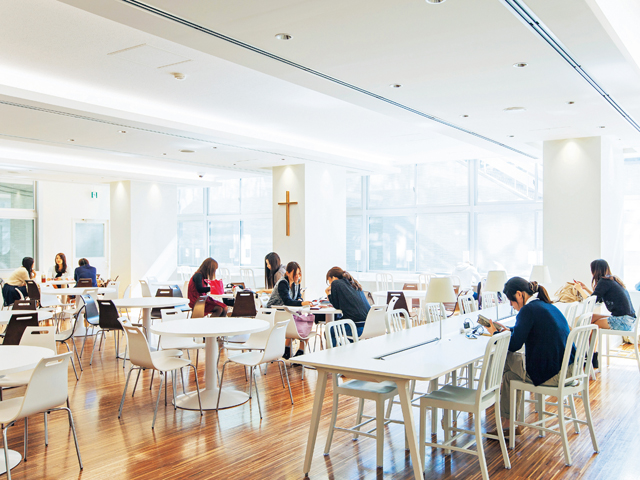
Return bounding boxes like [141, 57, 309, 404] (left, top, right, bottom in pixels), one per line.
[503, 0, 640, 133]
[122, 0, 535, 159]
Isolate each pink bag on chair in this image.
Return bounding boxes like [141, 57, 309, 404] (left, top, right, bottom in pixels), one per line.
[292, 311, 315, 338]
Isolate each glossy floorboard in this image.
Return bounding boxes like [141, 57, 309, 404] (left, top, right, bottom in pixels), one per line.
[2, 326, 639, 479]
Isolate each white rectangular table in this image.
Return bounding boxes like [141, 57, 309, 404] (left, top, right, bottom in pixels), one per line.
[296, 304, 514, 479]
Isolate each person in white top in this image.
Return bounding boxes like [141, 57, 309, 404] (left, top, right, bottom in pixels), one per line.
[452, 262, 481, 291]
[48, 252, 72, 280]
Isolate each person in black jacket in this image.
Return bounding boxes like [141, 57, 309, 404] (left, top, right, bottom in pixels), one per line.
[325, 266, 370, 345]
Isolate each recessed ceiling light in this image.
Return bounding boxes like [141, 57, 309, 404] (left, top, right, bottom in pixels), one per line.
[426, 0, 446, 4]
[508, 135, 515, 138]
[275, 33, 292, 40]
[503, 107, 526, 113]
[179, 149, 195, 153]
[460, 114, 469, 118]
[567, 101, 575, 105]
[390, 84, 402, 88]
[162, 153, 167, 156]
[212, 146, 217, 149]
[513, 62, 528, 68]
[281, 158, 286, 161]
[68, 138, 75, 142]
[599, 126, 606, 129]
[118, 130, 127, 134]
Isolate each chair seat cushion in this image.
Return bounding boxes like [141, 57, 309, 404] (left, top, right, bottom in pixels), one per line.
[420, 385, 491, 409]
[153, 356, 191, 371]
[339, 379, 397, 395]
[150, 349, 183, 362]
[0, 369, 33, 387]
[0, 396, 24, 424]
[227, 351, 264, 367]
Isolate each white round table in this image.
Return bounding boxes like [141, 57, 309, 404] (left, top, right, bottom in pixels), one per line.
[150, 318, 269, 410]
[45, 279, 76, 286]
[0, 310, 54, 325]
[113, 297, 189, 347]
[41, 286, 115, 296]
[0, 345, 55, 474]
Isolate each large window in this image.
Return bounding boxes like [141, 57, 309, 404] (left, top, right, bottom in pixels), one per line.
[0, 182, 36, 269]
[177, 177, 272, 268]
[624, 158, 640, 283]
[347, 159, 542, 276]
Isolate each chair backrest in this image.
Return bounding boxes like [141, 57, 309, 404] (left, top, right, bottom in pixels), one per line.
[123, 284, 132, 299]
[423, 303, 445, 324]
[418, 273, 433, 290]
[458, 294, 477, 314]
[169, 284, 182, 297]
[76, 278, 93, 287]
[256, 308, 278, 327]
[476, 331, 511, 401]
[2, 313, 39, 345]
[261, 320, 290, 362]
[122, 325, 155, 369]
[12, 299, 36, 310]
[375, 272, 394, 291]
[481, 291, 497, 309]
[231, 291, 257, 317]
[218, 268, 230, 285]
[360, 305, 387, 340]
[192, 297, 207, 318]
[182, 281, 190, 298]
[97, 299, 124, 330]
[146, 276, 158, 284]
[386, 291, 409, 312]
[562, 324, 598, 386]
[102, 281, 120, 300]
[18, 352, 72, 419]
[325, 319, 359, 348]
[573, 312, 593, 329]
[160, 308, 188, 322]
[240, 268, 256, 289]
[78, 294, 100, 326]
[581, 295, 597, 315]
[386, 306, 412, 333]
[155, 287, 173, 298]
[25, 280, 41, 302]
[139, 279, 152, 297]
[403, 283, 418, 291]
[20, 326, 56, 350]
[563, 302, 579, 327]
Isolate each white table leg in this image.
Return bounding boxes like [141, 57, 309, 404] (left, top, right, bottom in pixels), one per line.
[0, 449, 22, 475]
[398, 378, 424, 479]
[303, 368, 328, 476]
[174, 336, 250, 410]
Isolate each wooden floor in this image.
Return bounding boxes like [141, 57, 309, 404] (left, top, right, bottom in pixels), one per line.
[3, 322, 640, 480]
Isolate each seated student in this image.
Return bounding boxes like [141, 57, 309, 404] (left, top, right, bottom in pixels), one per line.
[74, 258, 97, 287]
[48, 252, 72, 280]
[2, 257, 35, 306]
[267, 261, 311, 359]
[257, 252, 286, 295]
[187, 257, 227, 317]
[325, 266, 370, 343]
[486, 277, 573, 438]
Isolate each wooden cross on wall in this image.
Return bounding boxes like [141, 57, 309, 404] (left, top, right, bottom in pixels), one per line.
[278, 190, 298, 236]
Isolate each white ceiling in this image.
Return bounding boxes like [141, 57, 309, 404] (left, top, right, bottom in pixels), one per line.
[0, 0, 639, 184]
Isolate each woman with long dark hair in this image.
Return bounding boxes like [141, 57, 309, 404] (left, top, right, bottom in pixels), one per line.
[48, 252, 71, 279]
[325, 266, 370, 339]
[576, 259, 636, 332]
[485, 277, 572, 437]
[257, 252, 285, 294]
[2, 257, 35, 306]
[187, 257, 227, 317]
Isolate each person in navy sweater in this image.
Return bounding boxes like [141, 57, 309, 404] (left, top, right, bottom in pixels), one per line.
[74, 258, 97, 287]
[486, 277, 573, 437]
[325, 266, 370, 344]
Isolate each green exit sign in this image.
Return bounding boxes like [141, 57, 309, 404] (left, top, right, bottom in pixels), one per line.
[91, 192, 98, 199]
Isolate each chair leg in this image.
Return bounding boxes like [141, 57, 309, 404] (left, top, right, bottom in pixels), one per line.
[277, 361, 285, 388]
[216, 362, 228, 411]
[582, 386, 600, 453]
[90, 331, 101, 365]
[568, 394, 580, 434]
[23, 417, 27, 461]
[353, 398, 365, 440]
[190, 364, 203, 416]
[149, 370, 155, 390]
[65, 342, 79, 381]
[44, 411, 48, 445]
[509, 385, 517, 450]
[118, 367, 135, 418]
[172, 371, 178, 410]
[3, 426, 11, 480]
[132, 369, 142, 397]
[375, 399, 384, 468]
[71, 337, 83, 371]
[62, 407, 83, 470]
[430, 379, 438, 432]
[557, 394, 572, 465]
[253, 367, 263, 419]
[537, 393, 546, 437]
[475, 410, 490, 480]
[493, 399, 511, 469]
[419, 401, 426, 471]
[280, 360, 293, 404]
[443, 409, 451, 455]
[324, 392, 339, 455]
[152, 372, 164, 430]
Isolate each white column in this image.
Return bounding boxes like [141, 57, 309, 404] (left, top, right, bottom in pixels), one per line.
[110, 181, 178, 296]
[272, 163, 347, 299]
[543, 136, 624, 292]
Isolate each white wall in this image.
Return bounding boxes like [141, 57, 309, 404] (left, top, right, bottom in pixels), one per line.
[543, 136, 624, 292]
[37, 181, 110, 277]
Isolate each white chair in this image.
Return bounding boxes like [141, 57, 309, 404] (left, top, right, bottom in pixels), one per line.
[217, 320, 293, 417]
[580, 295, 597, 316]
[573, 312, 593, 329]
[375, 272, 394, 292]
[102, 281, 120, 301]
[385, 298, 412, 334]
[0, 352, 82, 480]
[118, 325, 202, 429]
[158, 309, 205, 368]
[182, 281, 190, 299]
[418, 273, 433, 290]
[323, 319, 398, 469]
[598, 311, 640, 372]
[139, 279, 152, 298]
[223, 309, 277, 353]
[218, 267, 230, 285]
[240, 268, 256, 290]
[55, 311, 84, 381]
[419, 331, 512, 480]
[562, 302, 579, 328]
[510, 325, 599, 465]
[282, 309, 316, 379]
[481, 291, 498, 310]
[422, 302, 446, 324]
[458, 293, 478, 314]
[359, 305, 387, 340]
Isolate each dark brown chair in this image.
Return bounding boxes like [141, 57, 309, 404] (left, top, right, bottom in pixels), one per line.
[76, 278, 93, 287]
[402, 283, 420, 309]
[231, 291, 257, 317]
[12, 299, 36, 310]
[90, 299, 127, 366]
[2, 312, 39, 345]
[386, 291, 410, 313]
[25, 280, 41, 306]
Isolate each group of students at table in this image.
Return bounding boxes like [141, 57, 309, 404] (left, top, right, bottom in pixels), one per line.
[188, 254, 636, 434]
[2, 253, 98, 306]
[187, 252, 371, 360]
